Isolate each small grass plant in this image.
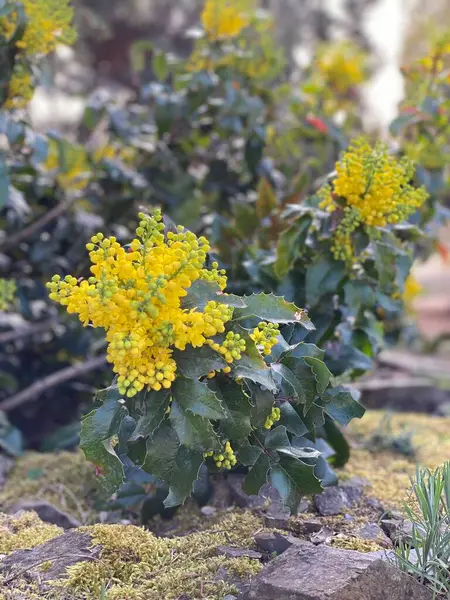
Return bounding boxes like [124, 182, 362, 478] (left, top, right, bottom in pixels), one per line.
[395, 462, 450, 598]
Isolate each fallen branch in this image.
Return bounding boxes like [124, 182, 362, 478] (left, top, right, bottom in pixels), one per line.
[0, 355, 107, 412]
[0, 318, 57, 346]
[0, 195, 78, 251]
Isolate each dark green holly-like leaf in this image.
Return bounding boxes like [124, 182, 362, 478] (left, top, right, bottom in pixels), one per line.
[304, 357, 331, 394]
[233, 364, 276, 391]
[302, 401, 326, 433]
[173, 345, 227, 379]
[281, 357, 318, 412]
[343, 281, 376, 318]
[238, 444, 263, 466]
[169, 400, 220, 451]
[214, 379, 252, 441]
[181, 279, 246, 311]
[324, 388, 365, 426]
[279, 402, 308, 436]
[271, 363, 305, 403]
[281, 342, 324, 361]
[142, 422, 203, 508]
[249, 383, 276, 428]
[164, 446, 204, 507]
[270, 457, 322, 512]
[264, 425, 291, 451]
[173, 377, 226, 420]
[274, 215, 312, 279]
[130, 390, 171, 441]
[322, 415, 350, 467]
[181, 279, 220, 310]
[243, 452, 270, 495]
[305, 258, 346, 307]
[265, 425, 319, 460]
[234, 293, 315, 329]
[80, 396, 127, 495]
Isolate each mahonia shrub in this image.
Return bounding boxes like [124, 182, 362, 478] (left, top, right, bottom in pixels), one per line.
[0, 0, 76, 108]
[47, 211, 365, 510]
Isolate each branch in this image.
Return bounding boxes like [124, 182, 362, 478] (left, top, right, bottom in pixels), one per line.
[0, 195, 78, 251]
[0, 355, 107, 412]
[0, 318, 57, 346]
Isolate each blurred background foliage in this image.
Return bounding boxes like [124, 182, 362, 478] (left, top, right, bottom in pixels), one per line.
[0, 0, 449, 460]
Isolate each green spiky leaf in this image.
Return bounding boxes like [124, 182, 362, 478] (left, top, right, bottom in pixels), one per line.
[234, 293, 315, 329]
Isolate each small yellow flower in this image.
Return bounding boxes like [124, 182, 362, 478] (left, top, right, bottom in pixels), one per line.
[201, 0, 250, 40]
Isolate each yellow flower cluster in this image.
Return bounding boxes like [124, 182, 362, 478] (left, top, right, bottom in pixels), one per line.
[403, 274, 422, 307]
[264, 406, 280, 430]
[204, 440, 237, 469]
[315, 41, 367, 94]
[47, 211, 237, 397]
[201, 0, 250, 40]
[1, 0, 76, 108]
[318, 139, 428, 261]
[207, 330, 246, 363]
[0, 279, 16, 311]
[4, 66, 33, 109]
[44, 140, 90, 191]
[250, 321, 279, 356]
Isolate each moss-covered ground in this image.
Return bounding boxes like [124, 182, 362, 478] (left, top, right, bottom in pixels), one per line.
[2, 410, 450, 599]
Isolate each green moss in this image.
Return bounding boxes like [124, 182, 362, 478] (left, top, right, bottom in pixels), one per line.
[0, 511, 62, 554]
[59, 511, 263, 600]
[330, 535, 382, 553]
[0, 450, 98, 524]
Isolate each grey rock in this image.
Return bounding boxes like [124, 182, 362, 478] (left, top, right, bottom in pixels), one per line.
[216, 546, 262, 560]
[340, 479, 364, 505]
[296, 519, 324, 534]
[0, 530, 99, 582]
[358, 523, 392, 547]
[314, 487, 348, 516]
[226, 475, 269, 510]
[254, 532, 298, 555]
[357, 372, 450, 414]
[381, 518, 414, 545]
[247, 540, 433, 600]
[365, 496, 385, 513]
[314, 482, 363, 516]
[310, 526, 334, 545]
[9, 500, 81, 529]
[201, 505, 217, 516]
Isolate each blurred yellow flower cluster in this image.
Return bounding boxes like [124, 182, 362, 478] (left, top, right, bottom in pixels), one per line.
[201, 0, 250, 40]
[0, 279, 16, 311]
[403, 274, 423, 305]
[319, 139, 428, 261]
[47, 211, 240, 397]
[44, 140, 90, 191]
[315, 41, 367, 94]
[1, 0, 76, 108]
